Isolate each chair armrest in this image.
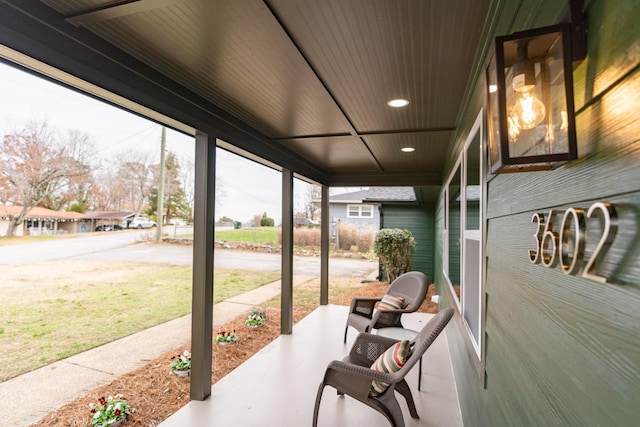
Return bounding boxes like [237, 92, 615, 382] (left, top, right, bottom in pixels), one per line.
[349, 296, 382, 316]
[325, 359, 399, 401]
[370, 307, 413, 329]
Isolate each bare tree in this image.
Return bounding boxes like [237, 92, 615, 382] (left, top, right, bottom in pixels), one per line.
[0, 121, 91, 236]
[253, 213, 262, 227]
[45, 129, 96, 211]
[113, 148, 154, 214]
[179, 157, 195, 216]
[303, 184, 322, 221]
[89, 167, 127, 211]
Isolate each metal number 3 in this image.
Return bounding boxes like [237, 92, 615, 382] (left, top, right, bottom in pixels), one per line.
[529, 212, 545, 264]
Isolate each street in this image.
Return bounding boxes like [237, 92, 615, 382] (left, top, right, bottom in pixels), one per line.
[0, 230, 378, 277]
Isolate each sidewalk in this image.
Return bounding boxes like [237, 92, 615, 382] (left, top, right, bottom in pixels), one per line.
[0, 275, 317, 426]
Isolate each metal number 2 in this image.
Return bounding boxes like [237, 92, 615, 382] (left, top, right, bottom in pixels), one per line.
[582, 202, 618, 283]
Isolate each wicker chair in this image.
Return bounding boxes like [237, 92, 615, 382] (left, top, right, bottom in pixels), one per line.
[344, 271, 428, 343]
[313, 308, 454, 427]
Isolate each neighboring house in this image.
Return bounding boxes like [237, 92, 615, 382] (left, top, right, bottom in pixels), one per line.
[0, 207, 137, 236]
[319, 187, 427, 280]
[320, 187, 416, 237]
[0, 205, 86, 236]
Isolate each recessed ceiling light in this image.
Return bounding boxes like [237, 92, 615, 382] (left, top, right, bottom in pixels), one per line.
[401, 147, 415, 153]
[387, 98, 409, 108]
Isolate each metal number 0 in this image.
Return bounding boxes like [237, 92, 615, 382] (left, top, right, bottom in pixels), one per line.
[559, 208, 586, 275]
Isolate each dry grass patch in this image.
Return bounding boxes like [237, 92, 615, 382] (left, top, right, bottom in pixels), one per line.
[0, 261, 279, 381]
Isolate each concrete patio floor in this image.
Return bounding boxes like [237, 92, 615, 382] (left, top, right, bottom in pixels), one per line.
[160, 305, 462, 427]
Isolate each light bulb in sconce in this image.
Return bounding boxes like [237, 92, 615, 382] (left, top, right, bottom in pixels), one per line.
[508, 42, 546, 135]
[509, 87, 546, 130]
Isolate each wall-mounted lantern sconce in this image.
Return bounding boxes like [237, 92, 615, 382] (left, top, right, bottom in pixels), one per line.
[486, 3, 586, 173]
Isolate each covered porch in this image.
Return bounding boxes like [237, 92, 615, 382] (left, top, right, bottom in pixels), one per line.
[4, 1, 636, 425]
[160, 305, 462, 427]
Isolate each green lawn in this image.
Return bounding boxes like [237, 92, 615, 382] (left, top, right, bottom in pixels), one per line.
[0, 261, 279, 381]
[214, 227, 279, 244]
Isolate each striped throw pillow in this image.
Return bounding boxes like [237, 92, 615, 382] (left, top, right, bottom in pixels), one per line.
[369, 340, 411, 396]
[378, 294, 404, 311]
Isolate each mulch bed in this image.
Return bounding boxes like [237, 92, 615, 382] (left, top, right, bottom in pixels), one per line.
[31, 281, 437, 427]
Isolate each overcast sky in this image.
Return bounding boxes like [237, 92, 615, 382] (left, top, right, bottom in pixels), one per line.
[0, 61, 318, 224]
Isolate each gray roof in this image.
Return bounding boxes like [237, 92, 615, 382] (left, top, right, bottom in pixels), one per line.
[83, 211, 135, 220]
[364, 187, 417, 202]
[330, 187, 416, 203]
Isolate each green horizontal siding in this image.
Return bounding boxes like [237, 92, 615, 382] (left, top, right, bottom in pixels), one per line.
[435, 1, 640, 426]
[381, 204, 435, 282]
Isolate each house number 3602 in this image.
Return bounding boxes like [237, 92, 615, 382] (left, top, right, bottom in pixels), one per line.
[529, 202, 618, 283]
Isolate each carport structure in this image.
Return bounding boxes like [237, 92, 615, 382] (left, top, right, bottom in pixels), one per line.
[84, 210, 135, 231]
[1, 1, 639, 426]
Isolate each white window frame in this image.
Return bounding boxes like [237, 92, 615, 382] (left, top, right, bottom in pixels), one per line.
[347, 204, 374, 218]
[443, 110, 485, 362]
[443, 158, 462, 312]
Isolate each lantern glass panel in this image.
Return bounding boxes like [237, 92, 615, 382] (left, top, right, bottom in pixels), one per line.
[486, 53, 501, 169]
[487, 24, 577, 173]
[545, 35, 571, 156]
[503, 30, 568, 160]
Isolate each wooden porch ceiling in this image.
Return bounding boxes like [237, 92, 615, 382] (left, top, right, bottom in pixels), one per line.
[0, 0, 499, 194]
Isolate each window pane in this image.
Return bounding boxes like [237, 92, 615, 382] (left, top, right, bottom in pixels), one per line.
[466, 132, 481, 231]
[463, 238, 481, 347]
[448, 163, 462, 301]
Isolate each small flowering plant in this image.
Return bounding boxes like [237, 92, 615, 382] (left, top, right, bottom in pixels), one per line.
[245, 308, 266, 327]
[89, 394, 130, 426]
[215, 330, 238, 344]
[171, 350, 191, 371]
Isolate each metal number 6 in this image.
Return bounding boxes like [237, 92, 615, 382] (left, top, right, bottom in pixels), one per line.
[541, 210, 559, 268]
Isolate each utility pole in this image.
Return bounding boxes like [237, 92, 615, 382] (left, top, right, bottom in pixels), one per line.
[156, 126, 166, 243]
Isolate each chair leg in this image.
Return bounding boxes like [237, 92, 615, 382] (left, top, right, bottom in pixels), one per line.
[377, 389, 407, 427]
[343, 325, 348, 343]
[312, 383, 326, 427]
[395, 380, 419, 419]
[418, 355, 422, 391]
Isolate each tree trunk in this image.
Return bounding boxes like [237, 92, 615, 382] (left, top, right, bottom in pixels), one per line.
[4, 218, 16, 237]
[4, 206, 30, 237]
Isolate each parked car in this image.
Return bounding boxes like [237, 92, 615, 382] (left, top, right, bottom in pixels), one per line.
[95, 224, 123, 231]
[294, 217, 319, 227]
[127, 216, 157, 229]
